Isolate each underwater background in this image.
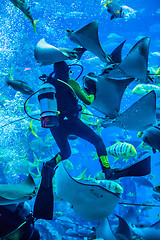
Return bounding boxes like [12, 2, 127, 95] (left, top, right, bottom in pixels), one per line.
[0, 0, 160, 239]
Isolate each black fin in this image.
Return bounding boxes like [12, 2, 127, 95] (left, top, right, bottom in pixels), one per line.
[115, 214, 132, 240]
[110, 40, 126, 63]
[111, 15, 115, 20]
[73, 47, 87, 60]
[33, 165, 54, 220]
[111, 155, 151, 180]
[33, 184, 53, 220]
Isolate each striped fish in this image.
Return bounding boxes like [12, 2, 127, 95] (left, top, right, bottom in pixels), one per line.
[9, 0, 38, 33]
[106, 141, 137, 160]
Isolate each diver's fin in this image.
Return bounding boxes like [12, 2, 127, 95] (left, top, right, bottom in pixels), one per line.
[33, 165, 54, 220]
[111, 155, 151, 180]
[73, 47, 87, 60]
[111, 40, 126, 63]
[111, 15, 115, 20]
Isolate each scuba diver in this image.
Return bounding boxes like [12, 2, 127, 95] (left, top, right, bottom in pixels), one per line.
[33, 61, 116, 220]
[40, 61, 114, 178]
[33, 61, 151, 220]
[0, 202, 40, 240]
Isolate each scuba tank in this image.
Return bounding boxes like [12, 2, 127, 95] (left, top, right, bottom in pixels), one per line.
[38, 82, 59, 128]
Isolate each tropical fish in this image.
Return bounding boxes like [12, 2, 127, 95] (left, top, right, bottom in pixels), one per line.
[81, 106, 102, 134]
[104, 1, 136, 20]
[156, 67, 160, 76]
[141, 125, 160, 152]
[75, 168, 87, 180]
[132, 83, 160, 96]
[6, 77, 34, 95]
[9, 0, 38, 33]
[106, 141, 137, 160]
[28, 120, 39, 138]
[104, 1, 125, 20]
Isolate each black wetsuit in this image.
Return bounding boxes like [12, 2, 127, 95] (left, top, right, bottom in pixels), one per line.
[48, 76, 107, 160]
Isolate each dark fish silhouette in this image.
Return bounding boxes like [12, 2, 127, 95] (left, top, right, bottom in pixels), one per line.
[6, 78, 34, 95]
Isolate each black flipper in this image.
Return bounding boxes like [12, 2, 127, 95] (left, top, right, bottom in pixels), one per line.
[111, 155, 151, 180]
[110, 40, 126, 63]
[33, 164, 54, 220]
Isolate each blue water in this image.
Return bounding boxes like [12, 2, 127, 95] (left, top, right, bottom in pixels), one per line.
[1, 0, 160, 239]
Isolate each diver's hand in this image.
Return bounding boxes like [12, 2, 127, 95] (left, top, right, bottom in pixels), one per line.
[84, 78, 96, 96]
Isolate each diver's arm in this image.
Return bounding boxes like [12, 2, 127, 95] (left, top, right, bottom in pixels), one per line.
[68, 79, 95, 105]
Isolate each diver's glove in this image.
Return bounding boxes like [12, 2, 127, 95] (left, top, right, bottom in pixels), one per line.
[83, 72, 97, 96]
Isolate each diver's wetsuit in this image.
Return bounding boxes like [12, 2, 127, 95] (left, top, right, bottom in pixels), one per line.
[47, 77, 107, 160]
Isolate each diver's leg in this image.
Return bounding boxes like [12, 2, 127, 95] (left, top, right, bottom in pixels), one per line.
[70, 118, 114, 179]
[33, 122, 71, 220]
[41, 121, 72, 179]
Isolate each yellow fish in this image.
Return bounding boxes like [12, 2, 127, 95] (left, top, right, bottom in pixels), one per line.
[29, 120, 39, 138]
[9, 0, 38, 33]
[156, 67, 160, 76]
[104, 0, 113, 7]
[107, 141, 137, 161]
[75, 168, 87, 180]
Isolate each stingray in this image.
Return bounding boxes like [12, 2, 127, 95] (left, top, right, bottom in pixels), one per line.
[107, 37, 150, 83]
[34, 38, 86, 66]
[66, 20, 110, 63]
[84, 74, 134, 118]
[96, 214, 132, 240]
[96, 218, 117, 240]
[0, 174, 37, 205]
[83, 38, 150, 118]
[131, 220, 160, 240]
[101, 90, 156, 131]
[55, 162, 122, 221]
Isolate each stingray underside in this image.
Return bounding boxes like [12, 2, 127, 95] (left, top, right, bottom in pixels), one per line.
[34, 38, 70, 65]
[67, 20, 108, 62]
[108, 37, 150, 83]
[91, 75, 134, 118]
[0, 174, 37, 205]
[55, 162, 121, 221]
[102, 90, 156, 131]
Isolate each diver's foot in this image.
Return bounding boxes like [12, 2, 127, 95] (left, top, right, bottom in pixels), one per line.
[103, 168, 116, 180]
[103, 167, 123, 180]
